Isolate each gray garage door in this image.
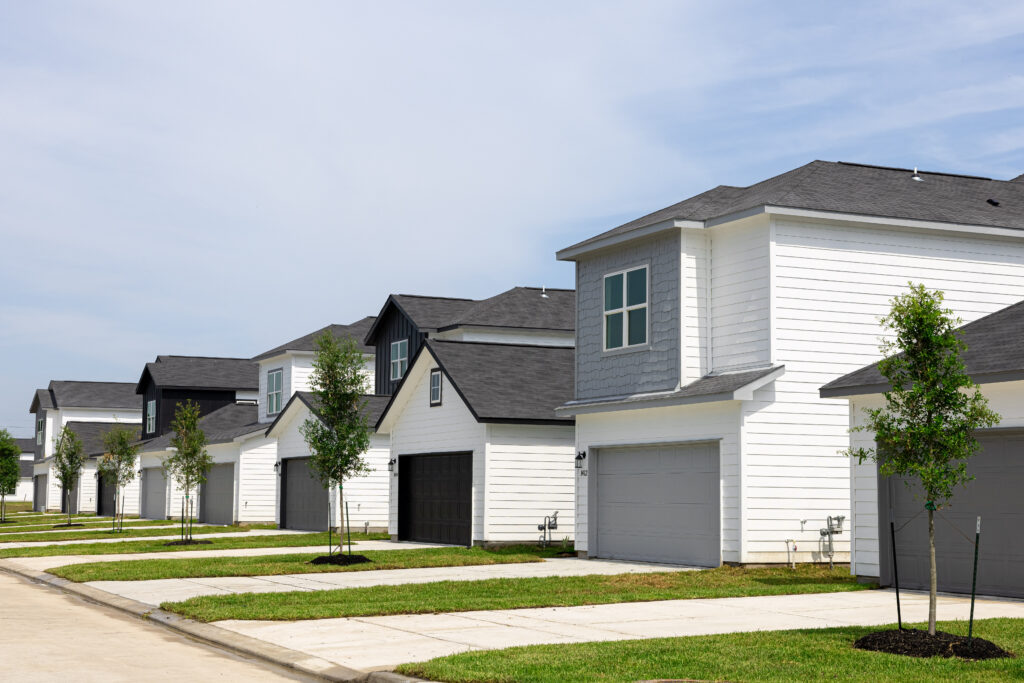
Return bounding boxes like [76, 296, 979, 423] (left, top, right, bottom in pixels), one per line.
[97, 476, 117, 517]
[60, 478, 80, 515]
[34, 475, 47, 512]
[879, 431, 1024, 598]
[593, 442, 720, 567]
[281, 458, 329, 531]
[199, 464, 235, 525]
[142, 467, 167, 520]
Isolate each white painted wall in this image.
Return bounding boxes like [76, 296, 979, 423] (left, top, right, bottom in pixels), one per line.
[574, 400, 741, 560]
[258, 353, 375, 424]
[237, 435, 278, 523]
[387, 357, 487, 539]
[847, 380, 1024, 579]
[485, 423, 575, 542]
[681, 228, 710, 384]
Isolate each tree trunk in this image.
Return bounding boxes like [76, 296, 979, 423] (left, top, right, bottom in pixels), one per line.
[928, 508, 937, 636]
[67, 488, 72, 526]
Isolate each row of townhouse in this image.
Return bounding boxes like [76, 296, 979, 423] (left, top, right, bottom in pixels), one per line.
[26, 160, 1024, 597]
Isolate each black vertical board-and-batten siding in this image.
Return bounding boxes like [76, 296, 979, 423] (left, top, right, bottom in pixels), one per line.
[151, 388, 237, 438]
[374, 307, 427, 395]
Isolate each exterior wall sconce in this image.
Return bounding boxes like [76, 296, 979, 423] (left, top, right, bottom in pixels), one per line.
[136, 468, 143, 477]
[388, 458, 397, 475]
[575, 450, 587, 476]
[273, 461, 281, 477]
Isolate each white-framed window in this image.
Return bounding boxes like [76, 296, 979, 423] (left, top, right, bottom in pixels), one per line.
[146, 400, 156, 434]
[603, 265, 648, 350]
[429, 369, 442, 406]
[36, 417, 44, 445]
[390, 339, 409, 381]
[267, 369, 283, 415]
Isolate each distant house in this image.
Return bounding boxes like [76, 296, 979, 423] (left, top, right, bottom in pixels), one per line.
[555, 161, 1024, 567]
[28, 381, 141, 512]
[822, 299, 1024, 598]
[133, 356, 258, 521]
[14, 438, 34, 502]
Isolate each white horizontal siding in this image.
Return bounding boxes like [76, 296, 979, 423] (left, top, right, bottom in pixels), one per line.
[744, 217, 1024, 566]
[77, 460, 98, 514]
[710, 217, 770, 372]
[237, 436, 277, 523]
[682, 229, 710, 382]
[485, 424, 575, 543]
[388, 356, 486, 539]
[574, 401, 740, 560]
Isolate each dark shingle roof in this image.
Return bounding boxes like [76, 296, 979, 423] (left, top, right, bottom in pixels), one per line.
[253, 317, 377, 361]
[293, 392, 391, 427]
[395, 340, 575, 425]
[19, 460, 33, 478]
[821, 299, 1024, 397]
[15, 438, 34, 454]
[142, 403, 263, 450]
[441, 287, 575, 332]
[138, 356, 258, 392]
[391, 295, 477, 331]
[65, 421, 137, 457]
[561, 161, 1024, 256]
[31, 381, 139, 412]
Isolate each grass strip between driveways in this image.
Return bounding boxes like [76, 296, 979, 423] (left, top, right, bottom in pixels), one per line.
[0, 531, 386, 558]
[50, 545, 556, 582]
[397, 618, 1024, 683]
[0, 519, 173, 534]
[163, 565, 870, 622]
[0, 523, 278, 544]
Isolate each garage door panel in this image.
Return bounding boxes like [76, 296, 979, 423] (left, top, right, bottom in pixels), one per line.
[879, 433, 1024, 598]
[282, 458, 329, 531]
[142, 467, 167, 520]
[595, 443, 720, 567]
[34, 475, 47, 512]
[199, 464, 234, 526]
[398, 452, 471, 546]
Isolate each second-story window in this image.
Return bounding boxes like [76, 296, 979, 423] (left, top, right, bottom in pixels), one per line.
[146, 400, 156, 433]
[267, 369, 283, 415]
[390, 339, 408, 381]
[36, 417, 44, 445]
[604, 265, 648, 350]
[429, 369, 442, 406]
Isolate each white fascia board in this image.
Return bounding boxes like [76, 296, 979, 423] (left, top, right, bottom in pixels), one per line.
[555, 219, 701, 261]
[730, 366, 786, 401]
[762, 206, 1024, 240]
[233, 427, 271, 444]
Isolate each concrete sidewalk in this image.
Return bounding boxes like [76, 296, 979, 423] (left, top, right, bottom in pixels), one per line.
[0, 528, 312, 549]
[1, 522, 192, 533]
[217, 589, 1024, 671]
[84, 556, 688, 605]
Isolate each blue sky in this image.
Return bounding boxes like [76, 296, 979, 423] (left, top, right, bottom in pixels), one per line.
[2, 1, 1024, 436]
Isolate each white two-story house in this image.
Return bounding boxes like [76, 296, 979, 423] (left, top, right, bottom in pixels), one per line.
[29, 381, 142, 513]
[556, 161, 1024, 567]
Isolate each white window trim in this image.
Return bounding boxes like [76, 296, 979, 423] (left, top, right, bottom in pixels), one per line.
[267, 368, 284, 416]
[146, 400, 156, 434]
[390, 340, 408, 381]
[429, 369, 442, 406]
[602, 265, 650, 351]
[36, 417, 44, 446]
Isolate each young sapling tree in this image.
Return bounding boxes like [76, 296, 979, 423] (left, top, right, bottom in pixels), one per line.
[163, 400, 211, 543]
[53, 425, 85, 527]
[847, 284, 999, 636]
[300, 332, 371, 557]
[0, 429, 20, 523]
[99, 423, 140, 532]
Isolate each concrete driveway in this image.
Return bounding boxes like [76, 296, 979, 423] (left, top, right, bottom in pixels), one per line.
[216, 589, 1024, 671]
[84, 555, 690, 605]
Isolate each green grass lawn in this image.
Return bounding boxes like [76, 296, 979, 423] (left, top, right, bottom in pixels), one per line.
[164, 564, 870, 622]
[51, 545, 555, 582]
[3, 512, 115, 522]
[0, 519, 172, 534]
[398, 618, 1024, 683]
[0, 531, 386, 558]
[1, 501, 34, 514]
[0, 522, 281, 544]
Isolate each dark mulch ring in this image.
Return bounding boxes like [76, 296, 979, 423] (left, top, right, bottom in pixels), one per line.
[310, 553, 372, 566]
[51, 523, 85, 528]
[854, 628, 1014, 660]
[163, 539, 214, 546]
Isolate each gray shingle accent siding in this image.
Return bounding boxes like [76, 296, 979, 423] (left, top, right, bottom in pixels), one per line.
[575, 232, 681, 400]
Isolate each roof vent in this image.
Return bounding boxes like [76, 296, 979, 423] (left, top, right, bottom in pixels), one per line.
[540, 286, 549, 299]
[911, 167, 923, 182]
[987, 198, 1000, 207]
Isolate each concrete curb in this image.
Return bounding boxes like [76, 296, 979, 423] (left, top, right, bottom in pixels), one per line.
[0, 560, 425, 682]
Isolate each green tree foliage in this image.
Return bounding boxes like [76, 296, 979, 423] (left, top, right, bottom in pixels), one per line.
[163, 400, 211, 542]
[300, 333, 371, 555]
[0, 429, 21, 522]
[53, 425, 85, 526]
[99, 423, 140, 532]
[847, 283, 999, 635]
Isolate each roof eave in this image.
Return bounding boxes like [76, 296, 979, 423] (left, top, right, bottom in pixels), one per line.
[556, 219, 701, 261]
[821, 368, 1024, 399]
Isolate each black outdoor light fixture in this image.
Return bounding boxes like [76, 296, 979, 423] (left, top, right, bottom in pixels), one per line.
[575, 450, 587, 475]
[273, 461, 281, 476]
[136, 468, 143, 477]
[388, 458, 397, 475]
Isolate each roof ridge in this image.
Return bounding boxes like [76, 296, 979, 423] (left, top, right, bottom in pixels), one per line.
[394, 293, 477, 302]
[156, 355, 254, 361]
[836, 160, 993, 182]
[50, 380, 135, 385]
[766, 160, 830, 207]
[429, 339, 574, 351]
